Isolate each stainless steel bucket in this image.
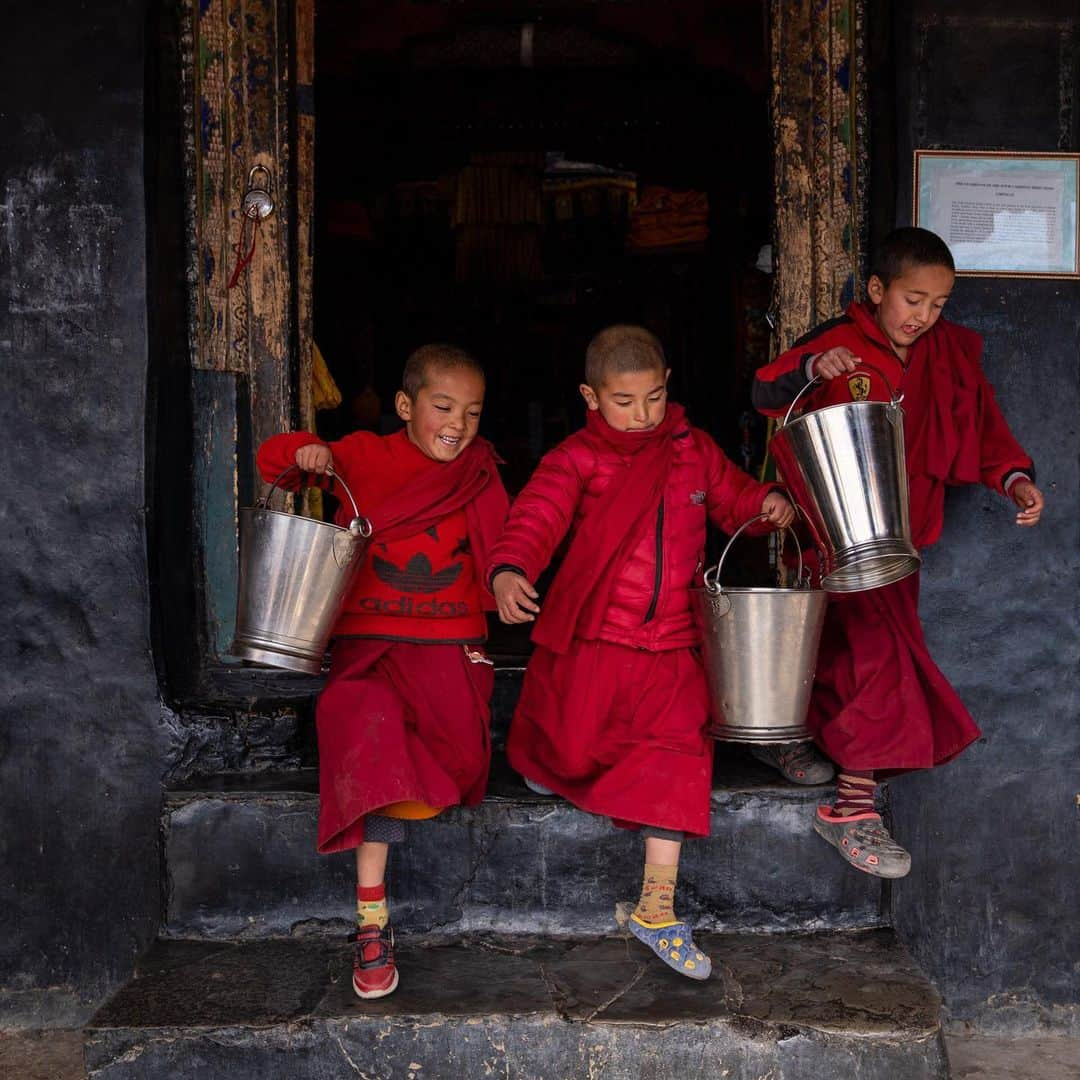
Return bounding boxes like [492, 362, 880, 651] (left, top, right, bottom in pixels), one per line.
[231, 467, 372, 674]
[693, 515, 826, 743]
[769, 368, 920, 593]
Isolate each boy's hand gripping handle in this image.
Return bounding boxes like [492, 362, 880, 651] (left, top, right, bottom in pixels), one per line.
[780, 361, 904, 428]
[264, 465, 373, 538]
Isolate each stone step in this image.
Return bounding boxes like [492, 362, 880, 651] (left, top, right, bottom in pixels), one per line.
[85, 929, 947, 1080]
[163, 750, 886, 940]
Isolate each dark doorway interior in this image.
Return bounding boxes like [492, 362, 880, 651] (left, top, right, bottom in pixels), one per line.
[313, 3, 773, 650]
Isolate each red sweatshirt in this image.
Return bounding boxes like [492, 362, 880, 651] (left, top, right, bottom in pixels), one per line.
[752, 302, 1034, 549]
[257, 429, 507, 642]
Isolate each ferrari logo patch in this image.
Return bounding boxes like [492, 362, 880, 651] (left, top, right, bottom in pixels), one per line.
[848, 374, 871, 401]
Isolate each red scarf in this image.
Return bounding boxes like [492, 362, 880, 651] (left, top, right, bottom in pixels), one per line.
[846, 302, 984, 487]
[333, 437, 508, 611]
[532, 403, 687, 654]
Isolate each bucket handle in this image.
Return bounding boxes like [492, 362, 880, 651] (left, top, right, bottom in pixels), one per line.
[703, 513, 805, 595]
[780, 361, 904, 428]
[264, 466, 373, 538]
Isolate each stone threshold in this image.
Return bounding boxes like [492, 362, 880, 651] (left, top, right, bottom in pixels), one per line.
[87, 928, 947, 1079]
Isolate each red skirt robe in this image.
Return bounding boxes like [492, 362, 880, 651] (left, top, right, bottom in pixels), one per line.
[508, 640, 714, 837]
[316, 639, 494, 853]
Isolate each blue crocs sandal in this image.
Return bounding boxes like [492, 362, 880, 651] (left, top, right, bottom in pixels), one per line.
[627, 915, 712, 980]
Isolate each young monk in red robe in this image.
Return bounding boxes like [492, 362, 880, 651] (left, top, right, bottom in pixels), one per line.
[488, 325, 794, 980]
[257, 344, 508, 999]
[753, 227, 1044, 878]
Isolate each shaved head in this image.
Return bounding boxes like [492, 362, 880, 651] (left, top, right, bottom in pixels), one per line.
[585, 325, 667, 390]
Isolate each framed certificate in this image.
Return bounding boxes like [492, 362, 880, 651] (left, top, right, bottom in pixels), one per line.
[913, 150, 1080, 279]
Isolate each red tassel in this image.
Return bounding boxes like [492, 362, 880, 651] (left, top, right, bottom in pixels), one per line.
[227, 215, 260, 289]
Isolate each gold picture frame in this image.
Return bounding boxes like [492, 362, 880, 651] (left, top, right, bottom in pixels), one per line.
[913, 150, 1080, 279]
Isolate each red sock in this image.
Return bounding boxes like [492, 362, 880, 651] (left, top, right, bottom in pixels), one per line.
[832, 771, 876, 816]
[357, 884, 385, 902]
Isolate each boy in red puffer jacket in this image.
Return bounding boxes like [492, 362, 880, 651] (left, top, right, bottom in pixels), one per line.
[487, 325, 793, 980]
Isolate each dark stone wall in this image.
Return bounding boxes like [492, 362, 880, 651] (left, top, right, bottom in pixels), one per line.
[888, 0, 1080, 1031]
[0, 0, 180, 1023]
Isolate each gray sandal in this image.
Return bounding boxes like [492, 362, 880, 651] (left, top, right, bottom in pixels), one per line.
[812, 807, 911, 878]
[751, 741, 836, 785]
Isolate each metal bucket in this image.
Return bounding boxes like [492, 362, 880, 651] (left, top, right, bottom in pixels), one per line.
[231, 467, 372, 674]
[693, 515, 826, 743]
[769, 367, 920, 593]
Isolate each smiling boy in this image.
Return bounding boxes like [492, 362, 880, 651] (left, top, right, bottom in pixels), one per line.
[752, 227, 1044, 877]
[487, 325, 793, 980]
[256, 344, 508, 999]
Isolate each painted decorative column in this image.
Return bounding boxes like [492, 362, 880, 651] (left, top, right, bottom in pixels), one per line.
[770, 0, 869, 351]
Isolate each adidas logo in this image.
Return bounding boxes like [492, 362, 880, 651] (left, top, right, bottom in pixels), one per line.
[372, 552, 464, 595]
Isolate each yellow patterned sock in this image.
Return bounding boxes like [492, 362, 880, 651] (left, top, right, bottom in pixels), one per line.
[357, 884, 388, 929]
[633, 863, 678, 926]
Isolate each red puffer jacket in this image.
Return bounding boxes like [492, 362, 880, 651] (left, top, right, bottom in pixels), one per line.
[488, 423, 774, 651]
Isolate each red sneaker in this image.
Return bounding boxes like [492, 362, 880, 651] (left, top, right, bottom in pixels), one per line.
[352, 923, 399, 999]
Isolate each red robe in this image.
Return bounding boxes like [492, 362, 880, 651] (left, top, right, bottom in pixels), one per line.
[256, 429, 509, 850]
[754, 303, 1034, 772]
[488, 405, 776, 834]
[314, 639, 494, 853]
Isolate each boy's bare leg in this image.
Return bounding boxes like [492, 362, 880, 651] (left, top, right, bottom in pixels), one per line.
[356, 841, 390, 888]
[644, 835, 680, 867]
